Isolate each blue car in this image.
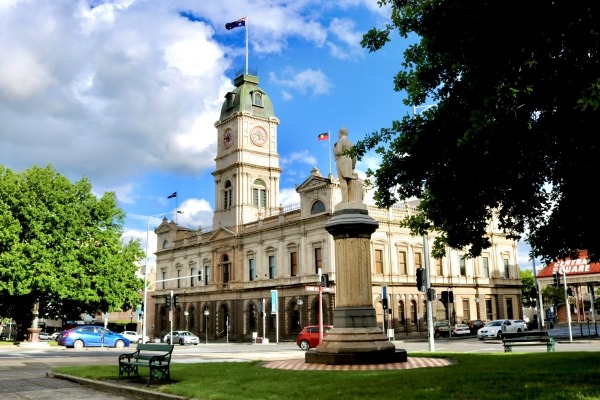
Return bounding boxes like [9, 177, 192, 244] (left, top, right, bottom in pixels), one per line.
[57, 325, 130, 349]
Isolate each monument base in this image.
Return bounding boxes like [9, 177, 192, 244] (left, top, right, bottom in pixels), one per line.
[305, 308, 408, 365]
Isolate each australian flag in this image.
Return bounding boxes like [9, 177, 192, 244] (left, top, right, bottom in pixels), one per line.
[225, 17, 246, 30]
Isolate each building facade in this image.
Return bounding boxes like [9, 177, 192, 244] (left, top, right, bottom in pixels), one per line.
[146, 72, 523, 342]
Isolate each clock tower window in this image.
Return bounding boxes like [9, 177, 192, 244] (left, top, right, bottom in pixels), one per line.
[223, 181, 232, 209]
[252, 92, 263, 107]
[252, 179, 266, 207]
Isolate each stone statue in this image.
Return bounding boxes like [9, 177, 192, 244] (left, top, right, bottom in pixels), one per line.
[334, 127, 362, 203]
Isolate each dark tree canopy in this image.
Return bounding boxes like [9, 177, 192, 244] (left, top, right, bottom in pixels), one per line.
[0, 165, 144, 334]
[358, 1, 600, 263]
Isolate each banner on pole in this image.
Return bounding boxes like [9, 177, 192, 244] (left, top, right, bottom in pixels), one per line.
[271, 290, 278, 314]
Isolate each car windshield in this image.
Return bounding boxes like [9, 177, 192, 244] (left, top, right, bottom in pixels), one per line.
[488, 321, 503, 326]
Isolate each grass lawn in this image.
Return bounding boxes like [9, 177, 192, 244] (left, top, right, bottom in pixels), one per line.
[53, 352, 600, 400]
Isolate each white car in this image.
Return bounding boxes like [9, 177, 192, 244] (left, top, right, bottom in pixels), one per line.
[164, 330, 199, 345]
[50, 332, 61, 341]
[477, 319, 527, 340]
[38, 332, 51, 340]
[121, 330, 149, 344]
[452, 324, 471, 336]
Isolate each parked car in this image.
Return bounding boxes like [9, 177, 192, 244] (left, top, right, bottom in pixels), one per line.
[57, 326, 130, 349]
[121, 330, 150, 344]
[477, 319, 527, 340]
[163, 330, 199, 345]
[452, 324, 471, 336]
[433, 320, 450, 338]
[38, 332, 51, 340]
[296, 325, 333, 350]
[464, 319, 485, 335]
[50, 332, 61, 341]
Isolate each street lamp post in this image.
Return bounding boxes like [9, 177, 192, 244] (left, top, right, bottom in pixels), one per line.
[297, 299, 303, 330]
[204, 309, 209, 344]
[184, 311, 189, 330]
[142, 211, 183, 344]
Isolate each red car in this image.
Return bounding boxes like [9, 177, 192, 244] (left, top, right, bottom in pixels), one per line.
[296, 325, 333, 351]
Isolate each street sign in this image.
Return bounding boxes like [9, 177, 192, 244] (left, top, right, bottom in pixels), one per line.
[305, 285, 335, 293]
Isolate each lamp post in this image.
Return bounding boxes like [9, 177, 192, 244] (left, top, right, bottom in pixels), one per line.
[184, 311, 189, 330]
[130, 312, 133, 324]
[204, 309, 209, 344]
[297, 299, 303, 330]
[142, 211, 183, 344]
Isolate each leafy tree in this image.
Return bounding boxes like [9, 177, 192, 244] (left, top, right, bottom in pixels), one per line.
[520, 269, 537, 308]
[0, 165, 144, 336]
[358, 1, 600, 263]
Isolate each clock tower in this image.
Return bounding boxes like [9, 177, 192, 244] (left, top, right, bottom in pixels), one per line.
[212, 72, 281, 231]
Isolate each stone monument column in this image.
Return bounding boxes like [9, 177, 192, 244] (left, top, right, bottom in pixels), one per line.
[305, 127, 407, 365]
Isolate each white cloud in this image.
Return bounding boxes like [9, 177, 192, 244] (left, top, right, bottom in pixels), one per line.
[268, 68, 333, 96]
[281, 150, 318, 167]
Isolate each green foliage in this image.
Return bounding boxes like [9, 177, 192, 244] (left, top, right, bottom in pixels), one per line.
[54, 352, 600, 400]
[520, 269, 537, 307]
[358, 1, 600, 263]
[0, 165, 144, 334]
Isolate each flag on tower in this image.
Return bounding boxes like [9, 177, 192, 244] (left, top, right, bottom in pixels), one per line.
[225, 17, 246, 30]
[167, 192, 177, 199]
[317, 132, 329, 141]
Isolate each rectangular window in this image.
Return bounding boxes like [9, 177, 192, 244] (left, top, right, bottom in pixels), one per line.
[435, 258, 443, 276]
[249, 258, 255, 281]
[482, 256, 490, 277]
[506, 298, 514, 319]
[190, 268, 195, 287]
[205, 266, 210, 285]
[177, 270, 181, 288]
[223, 264, 229, 283]
[375, 249, 384, 274]
[414, 251, 422, 270]
[252, 189, 267, 207]
[290, 252, 298, 277]
[314, 248, 322, 274]
[398, 251, 407, 275]
[460, 256, 466, 276]
[162, 271, 167, 289]
[269, 255, 276, 279]
[503, 258, 510, 278]
[463, 298, 470, 320]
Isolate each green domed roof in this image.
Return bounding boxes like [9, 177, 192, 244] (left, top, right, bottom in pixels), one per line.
[218, 73, 276, 123]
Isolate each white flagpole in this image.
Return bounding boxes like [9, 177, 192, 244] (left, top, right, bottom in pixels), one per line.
[328, 131, 331, 176]
[245, 16, 249, 74]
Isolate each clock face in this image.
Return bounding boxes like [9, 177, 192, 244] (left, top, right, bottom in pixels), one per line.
[223, 128, 233, 148]
[250, 126, 268, 146]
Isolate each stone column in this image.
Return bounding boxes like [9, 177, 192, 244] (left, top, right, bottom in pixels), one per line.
[305, 203, 407, 365]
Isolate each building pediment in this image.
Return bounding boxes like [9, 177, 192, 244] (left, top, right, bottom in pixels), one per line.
[209, 227, 238, 242]
[296, 173, 332, 194]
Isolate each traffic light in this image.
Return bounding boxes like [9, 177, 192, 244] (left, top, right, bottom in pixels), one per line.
[441, 290, 448, 306]
[174, 295, 180, 308]
[427, 287, 436, 301]
[448, 290, 454, 303]
[382, 298, 388, 309]
[165, 295, 171, 308]
[553, 272, 560, 288]
[321, 273, 329, 287]
[416, 267, 425, 292]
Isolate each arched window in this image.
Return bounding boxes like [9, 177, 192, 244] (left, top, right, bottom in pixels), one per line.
[310, 200, 326, 214]
[252, 179, 266, 207]
[223, 180, 232, 209]
[253, 92, 263, 107]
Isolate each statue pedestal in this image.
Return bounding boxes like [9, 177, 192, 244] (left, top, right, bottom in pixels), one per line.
[26, 327, 42, 342]
[306, 204, 407, 365]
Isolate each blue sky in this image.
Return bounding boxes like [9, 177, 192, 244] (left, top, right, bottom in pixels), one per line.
[0, 0, 538, 270]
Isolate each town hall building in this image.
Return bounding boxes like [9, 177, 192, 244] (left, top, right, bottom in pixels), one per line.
[144, 71, 523, 342]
